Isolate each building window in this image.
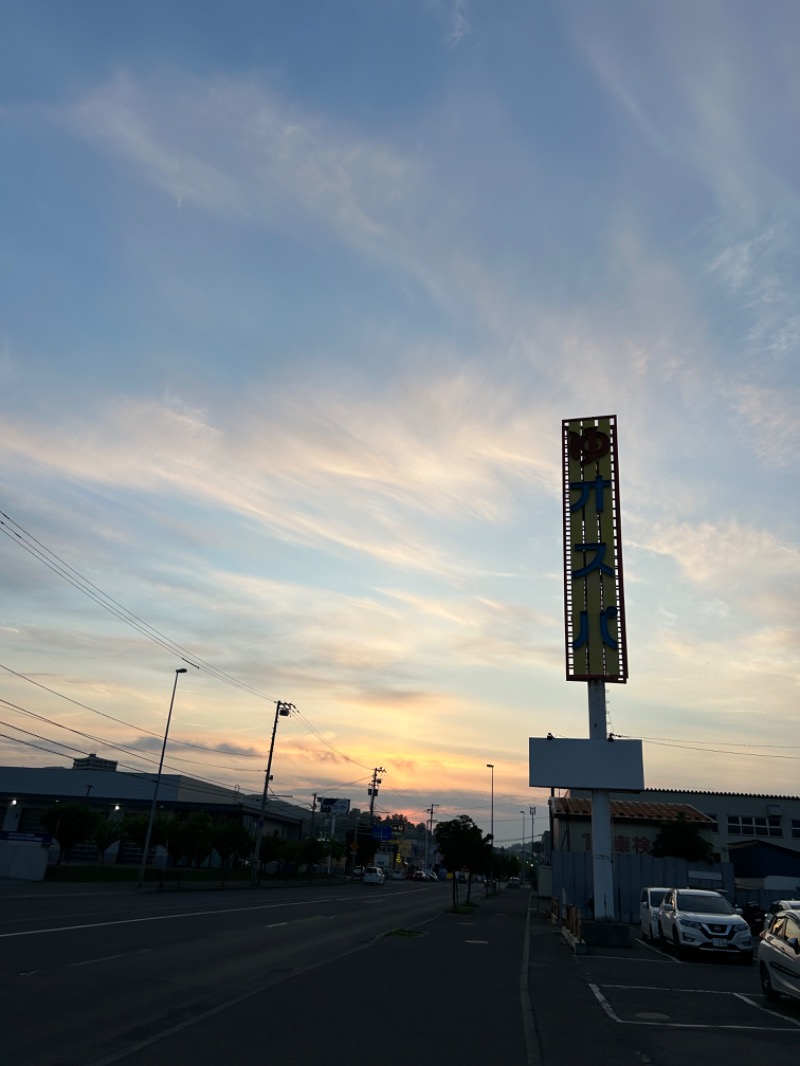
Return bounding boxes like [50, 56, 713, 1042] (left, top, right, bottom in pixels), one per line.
[792, 820, 800, 839]
[727, 815, 782, 837]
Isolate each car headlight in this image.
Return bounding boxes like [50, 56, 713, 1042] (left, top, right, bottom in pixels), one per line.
[678, 918, 702, 928]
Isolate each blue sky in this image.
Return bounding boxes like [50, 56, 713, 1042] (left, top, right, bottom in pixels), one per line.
[1, 1, 799, 845]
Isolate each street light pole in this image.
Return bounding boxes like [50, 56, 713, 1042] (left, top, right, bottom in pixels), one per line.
[529, 805, 536, 885]
[251, 700, 294, 885]
[520, 810, 526, 885]
[486, 764, 494, 889]
[138, 668, 187, 889]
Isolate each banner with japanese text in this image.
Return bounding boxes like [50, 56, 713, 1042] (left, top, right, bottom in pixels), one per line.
[563, 414, 628, 682]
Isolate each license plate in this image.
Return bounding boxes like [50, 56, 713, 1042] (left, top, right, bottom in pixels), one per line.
[712, 938, 728, 948]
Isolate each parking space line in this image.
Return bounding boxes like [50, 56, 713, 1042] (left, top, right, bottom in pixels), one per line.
[588, 983, 800, 1032]
[734, 992, 800, 1029]
[634, 938, 681, 961]
[586, 953, 679, 963]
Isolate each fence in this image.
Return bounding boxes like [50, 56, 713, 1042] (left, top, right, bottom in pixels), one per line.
[551, 851, 736, 923]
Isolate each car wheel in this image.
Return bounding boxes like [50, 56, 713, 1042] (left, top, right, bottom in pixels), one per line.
[760, 963, 781, 1002]
[672, 929, 685, 959]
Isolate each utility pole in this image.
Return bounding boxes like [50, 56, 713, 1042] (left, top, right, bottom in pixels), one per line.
[310, 793, 317, 840]
[424, 803, 439, 871]
[367, 767, 386, 822]
[251, 700, 295, 886]
[365, 767, 386, 869]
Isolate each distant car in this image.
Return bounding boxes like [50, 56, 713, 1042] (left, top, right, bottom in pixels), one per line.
[759, 908, 800, 1003]
[507, 876, 521, 889]
[639, 887, 670, 941]
[657, 888, 753, 962]
[362, 866, 385, 885]
[762, 899, 800, 930]
[351, 866, 364, 881]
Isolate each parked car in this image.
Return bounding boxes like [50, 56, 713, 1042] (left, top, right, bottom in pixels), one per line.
[639, 887, 670, 941]
[362, 866, 385, 885]
[759, 908, 800, 1003]
[742, 901, 766, 935]
[351, 866, 364, 881]
[657, 888, 753, 961]
[507, 876, 521, 889]
[762, 899, 800, 930]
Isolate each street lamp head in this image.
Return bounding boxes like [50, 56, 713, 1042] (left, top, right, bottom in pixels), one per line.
[486, 763, 494, 769]
[176, 668, 188, 674]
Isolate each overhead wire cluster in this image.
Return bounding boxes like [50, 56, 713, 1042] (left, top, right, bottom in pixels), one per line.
[0, 509, 383, 801]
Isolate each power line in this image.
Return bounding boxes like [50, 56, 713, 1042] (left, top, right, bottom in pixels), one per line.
[1, 511, 377, 780]
[0, 510, 279, 702]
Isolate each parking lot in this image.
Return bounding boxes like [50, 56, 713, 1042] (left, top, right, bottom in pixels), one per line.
[586, 933, 800, 1029]
[528, 914, 800, 1065]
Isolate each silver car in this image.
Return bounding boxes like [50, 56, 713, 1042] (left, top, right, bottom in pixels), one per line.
[639, 886, 670, 941]
[759, 909, 800, 1003]
[762, 899, 800, 930]
[362, 865, 385, 885]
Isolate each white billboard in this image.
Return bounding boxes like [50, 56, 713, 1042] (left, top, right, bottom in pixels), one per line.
[529, 737, 644, 791]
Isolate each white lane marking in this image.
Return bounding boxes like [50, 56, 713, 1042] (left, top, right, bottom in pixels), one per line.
[520, 901, 544, 1066]
[603, 984, 743, 993]
[71, 949, 152, 968]
[0, 895, 366, 939]
[465, 940, 489, 944]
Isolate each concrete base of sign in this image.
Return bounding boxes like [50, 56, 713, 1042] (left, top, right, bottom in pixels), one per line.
[560, 927, 588, 954]
[580, 920, 633, 948]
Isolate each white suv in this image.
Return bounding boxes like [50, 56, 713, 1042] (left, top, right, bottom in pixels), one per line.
[362, 866, 385, 885]
[658, 888, 752, 962]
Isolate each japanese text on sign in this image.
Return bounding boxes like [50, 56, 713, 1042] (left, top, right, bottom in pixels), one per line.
[562, 415, 628, 682]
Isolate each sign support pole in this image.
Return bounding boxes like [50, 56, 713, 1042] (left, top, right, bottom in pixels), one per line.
[588, 679, 614, 919]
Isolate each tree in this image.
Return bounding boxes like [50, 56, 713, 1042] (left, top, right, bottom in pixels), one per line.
[328, 839, 346, 864]
[40, 803, 101, 864]
[211, 818, 254, 881]
[298, 837, 327, 876]
[651, 814, 714, 863]
[435, 815, 491, 908]
[93, 816, 122, 864]
[169, 812, 214, 868]
[256, 831, 288, 877]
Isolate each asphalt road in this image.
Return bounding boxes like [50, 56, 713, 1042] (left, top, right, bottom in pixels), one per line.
[0, 878, 530, 1066]
[3, 880, 800, 1066]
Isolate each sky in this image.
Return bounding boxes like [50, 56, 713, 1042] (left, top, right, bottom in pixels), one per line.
[1, 1, 799, 849]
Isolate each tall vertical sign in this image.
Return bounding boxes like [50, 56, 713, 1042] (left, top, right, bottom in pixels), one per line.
[563, 415, 628, 683]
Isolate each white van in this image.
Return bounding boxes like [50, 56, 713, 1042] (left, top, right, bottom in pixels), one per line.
[640, 886, 670, 940]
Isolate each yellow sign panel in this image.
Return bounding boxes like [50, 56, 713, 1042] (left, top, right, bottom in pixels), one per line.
[563, 415, 628, 682]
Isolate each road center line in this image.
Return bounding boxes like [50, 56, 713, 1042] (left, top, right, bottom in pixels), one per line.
[0, 896, 363, 939]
